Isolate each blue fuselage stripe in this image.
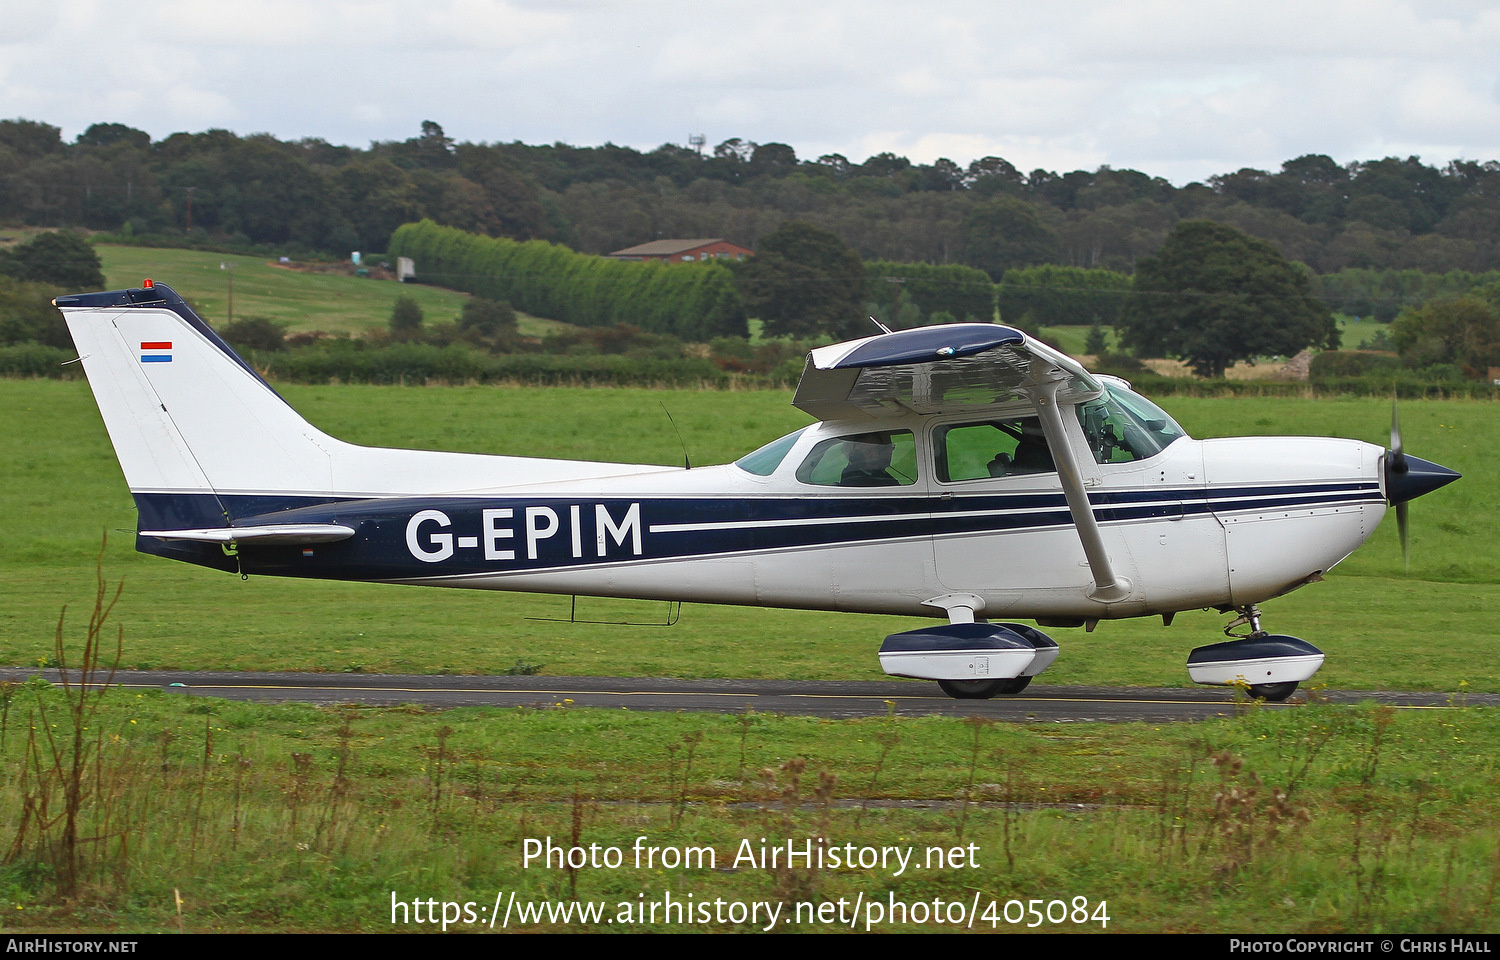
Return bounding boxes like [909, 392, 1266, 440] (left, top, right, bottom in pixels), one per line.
[131, 481, 1382, 581]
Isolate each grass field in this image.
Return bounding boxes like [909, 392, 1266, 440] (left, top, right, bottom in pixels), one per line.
[3, 678, 1499, 932]
[1334, 316, 1391, 350]
[1, 380, 1493, 692]
[96, 245, 570, 338]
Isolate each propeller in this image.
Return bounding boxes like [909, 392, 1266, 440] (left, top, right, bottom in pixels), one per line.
[1384, 398, 1461, 572]
[1389, 399, 1409, 569]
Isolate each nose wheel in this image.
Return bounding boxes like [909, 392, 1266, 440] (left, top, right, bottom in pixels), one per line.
[1246, 681, 1299, 702]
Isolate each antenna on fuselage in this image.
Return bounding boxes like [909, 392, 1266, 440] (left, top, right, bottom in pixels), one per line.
[659, 401, 691, 469]
[868, 315, 893, 334]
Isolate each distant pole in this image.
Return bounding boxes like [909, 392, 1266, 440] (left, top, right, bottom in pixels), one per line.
[184, 186, 196, 232]
[886, 276, 904, 328]
[220, 262, 233, 323]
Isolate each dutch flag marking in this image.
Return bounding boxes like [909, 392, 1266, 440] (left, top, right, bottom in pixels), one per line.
[140, 341, 172, 363]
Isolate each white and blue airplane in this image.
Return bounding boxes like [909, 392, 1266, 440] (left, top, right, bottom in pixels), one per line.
[56, 280, 1459, 701]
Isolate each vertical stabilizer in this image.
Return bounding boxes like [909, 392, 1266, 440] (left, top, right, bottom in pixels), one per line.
[57, 283, 334, 519]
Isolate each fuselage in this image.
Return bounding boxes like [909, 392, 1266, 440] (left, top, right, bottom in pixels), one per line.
[150, 410, 1387, 623]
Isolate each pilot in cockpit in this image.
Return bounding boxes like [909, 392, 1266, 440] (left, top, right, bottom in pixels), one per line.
[840, 437, 899, 486]
[987, 420, 1054, 477]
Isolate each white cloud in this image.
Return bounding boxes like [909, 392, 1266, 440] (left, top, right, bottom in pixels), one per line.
[1395, 71, 1500, 137]
[3, 0, 1499, 181]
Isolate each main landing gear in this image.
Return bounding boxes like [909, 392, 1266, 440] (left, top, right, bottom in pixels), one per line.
[877, 620, 1059, 700]
[1186, 604, 1325, 702]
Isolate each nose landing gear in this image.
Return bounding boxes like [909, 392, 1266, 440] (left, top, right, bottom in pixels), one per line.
[1186, 604, 1325, 702]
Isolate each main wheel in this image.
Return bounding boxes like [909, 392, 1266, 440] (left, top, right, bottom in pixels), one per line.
[938, 678, 1006, 699]
[1247, 681, 1299, 702]
[937, 676, 1033, 699]
[995, 675, 1032, 694]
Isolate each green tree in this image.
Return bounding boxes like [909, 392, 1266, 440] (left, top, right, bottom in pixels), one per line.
[459, 297, 518, 337]
[336, 159, 421, 253]
[0, 275, 71, 348]
[455, 145, 547, 240]
[389, 295, 424, 340]
[1120, 220, 1338, 377]
[217, 139, 331, 246]
[220, 316, 286, 352]
[1390, 292, 1500, 376]
[733, 221, 866, 339]
[0, 231, 105, 290]
[1084, 324, 1108, 355]
[959, 197, 1060, 280]
[75, 123, 151, 151]
[0, 119, 63, 160]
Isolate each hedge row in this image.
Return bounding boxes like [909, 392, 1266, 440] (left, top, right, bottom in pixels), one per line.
[864, 260, 995, 322]
[1122, 371, 1500, 399]
[1313, 268, 1500, 322]
[0, 340, 753, 386]
[8, 342, 1493, 397]
[1308, 350, 1401, 378]
[0, 343, 81, 378]
[258, 342, 732, 386]
[388, 220, 747, 341]
[998, 265, 1132, 328]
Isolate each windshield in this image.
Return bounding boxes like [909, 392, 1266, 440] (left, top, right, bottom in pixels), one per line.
[1076, 383, 1186, 464]
[734, 428, 807, 476]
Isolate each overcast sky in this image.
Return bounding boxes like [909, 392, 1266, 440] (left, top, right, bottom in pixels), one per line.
[4, 0, 1499, 184]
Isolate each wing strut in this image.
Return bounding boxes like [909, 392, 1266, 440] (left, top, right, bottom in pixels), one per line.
[1031, 362, 1132, 603]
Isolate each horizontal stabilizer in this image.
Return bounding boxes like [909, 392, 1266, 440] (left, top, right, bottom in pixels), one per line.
[139, 524, 356, 545]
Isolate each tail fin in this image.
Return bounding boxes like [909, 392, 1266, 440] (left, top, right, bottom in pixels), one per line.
[57, 282, 338, 527]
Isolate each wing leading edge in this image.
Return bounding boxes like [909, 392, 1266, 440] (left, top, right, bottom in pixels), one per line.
[792, 322, 1102, 421]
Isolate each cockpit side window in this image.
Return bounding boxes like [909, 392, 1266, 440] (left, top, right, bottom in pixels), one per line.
[796, 430, 918, 487]
[935, 418, 1055, 483]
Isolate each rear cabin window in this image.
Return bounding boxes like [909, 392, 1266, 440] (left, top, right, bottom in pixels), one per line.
[796, 430, 918, 487]
[935, 418, 1055, 483]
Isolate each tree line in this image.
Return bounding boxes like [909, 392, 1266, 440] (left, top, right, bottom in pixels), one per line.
[6, 117, 1500, 278]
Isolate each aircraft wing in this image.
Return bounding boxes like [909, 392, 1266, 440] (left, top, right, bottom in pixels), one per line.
[792, 323, 1102, 421]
